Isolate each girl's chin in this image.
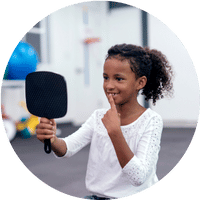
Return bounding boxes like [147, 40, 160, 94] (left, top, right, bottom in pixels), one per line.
[113, 98, 122, 106]
[111, 95, 118, 101]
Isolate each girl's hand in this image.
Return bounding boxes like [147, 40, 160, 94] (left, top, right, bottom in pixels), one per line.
[36, 118, 57, 144]
[102, 94, 121, 135]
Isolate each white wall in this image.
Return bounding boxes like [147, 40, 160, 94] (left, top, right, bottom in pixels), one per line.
[149, 15, 199, 127]
[48, 2, 109, 125]
[48, 3, 145, 125]
[2, 2, 199, 128]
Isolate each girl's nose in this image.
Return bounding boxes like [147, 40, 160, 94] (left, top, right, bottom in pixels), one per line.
[105, 80, 115, 90]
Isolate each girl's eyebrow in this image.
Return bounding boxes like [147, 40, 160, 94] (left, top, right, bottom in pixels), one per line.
[115, 73, 124, 77]
[103, 73, 125, 76]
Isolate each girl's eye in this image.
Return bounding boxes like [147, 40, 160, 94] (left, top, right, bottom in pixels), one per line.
[116, 77, 123, 81]
[103, 76, 108, 80]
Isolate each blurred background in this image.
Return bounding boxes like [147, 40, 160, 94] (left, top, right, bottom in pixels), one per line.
[1, 1, 199, 198]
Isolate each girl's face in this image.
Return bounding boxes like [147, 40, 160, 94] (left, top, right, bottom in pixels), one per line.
[103, 57, 145, 107]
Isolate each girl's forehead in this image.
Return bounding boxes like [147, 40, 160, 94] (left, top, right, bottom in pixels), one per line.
[104, 58, 131, 72]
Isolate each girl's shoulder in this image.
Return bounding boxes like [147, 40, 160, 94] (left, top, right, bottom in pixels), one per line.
[143, 108, 163, 125]
[120, 108, 162, 129]
[144, 108, 163, 130]
[147, 108, 162, 119]
[86, 108, 107, 120]
[91, 108, 109, 119]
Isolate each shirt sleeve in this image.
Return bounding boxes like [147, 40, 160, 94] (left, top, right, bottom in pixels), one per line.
[122, 114, 163, 186]
[54, 110, 96, 158]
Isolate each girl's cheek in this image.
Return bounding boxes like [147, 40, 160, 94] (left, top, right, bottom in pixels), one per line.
[103, 84, 106, 92]
[103, 82, 108, 91]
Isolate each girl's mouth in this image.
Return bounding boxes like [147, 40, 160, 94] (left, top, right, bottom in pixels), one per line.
[107, 93, 119, 97]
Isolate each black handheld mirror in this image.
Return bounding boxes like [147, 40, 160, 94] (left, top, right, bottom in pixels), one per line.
[25, 71, 68, 154]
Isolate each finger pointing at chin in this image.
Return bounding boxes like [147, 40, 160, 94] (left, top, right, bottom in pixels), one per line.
[108, 94, 116, 110]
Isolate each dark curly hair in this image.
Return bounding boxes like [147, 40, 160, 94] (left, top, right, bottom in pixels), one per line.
[106, 44, 174, 104]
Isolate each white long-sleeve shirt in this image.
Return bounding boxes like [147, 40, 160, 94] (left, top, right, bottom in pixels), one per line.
[57, 108, 163, 198]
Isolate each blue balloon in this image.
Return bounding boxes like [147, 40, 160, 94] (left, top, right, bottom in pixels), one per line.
[6, 41, 39, 80]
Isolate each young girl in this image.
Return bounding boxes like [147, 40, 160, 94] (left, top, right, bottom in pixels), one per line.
[36, 44, 173, 199]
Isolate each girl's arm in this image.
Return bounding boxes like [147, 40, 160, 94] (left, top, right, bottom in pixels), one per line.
[37, 110, 95, 158]
[101, 94, 134, 168]
[51, 137, 67, 157]
[107, 129, 134, 168]
[36, 118, 67, 157]
[122, 115, 163, 186]
[102, 94, 163, 186]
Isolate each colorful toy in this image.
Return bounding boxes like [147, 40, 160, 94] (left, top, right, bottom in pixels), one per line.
[16, 101, 39, 139]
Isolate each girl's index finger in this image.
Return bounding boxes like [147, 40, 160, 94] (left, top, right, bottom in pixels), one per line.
[108, 94, 116, 110]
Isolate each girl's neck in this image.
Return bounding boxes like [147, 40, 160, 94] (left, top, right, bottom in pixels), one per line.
[116, 101, 147, 126]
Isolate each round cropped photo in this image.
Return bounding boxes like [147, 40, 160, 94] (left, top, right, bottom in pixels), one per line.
[1, 1, 199, 199]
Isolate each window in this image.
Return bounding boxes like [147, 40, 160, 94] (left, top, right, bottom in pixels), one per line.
[22, 17, 50, 64]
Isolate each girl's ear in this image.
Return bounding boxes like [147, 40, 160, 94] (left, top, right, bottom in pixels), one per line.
[137, 76, 147, 91]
